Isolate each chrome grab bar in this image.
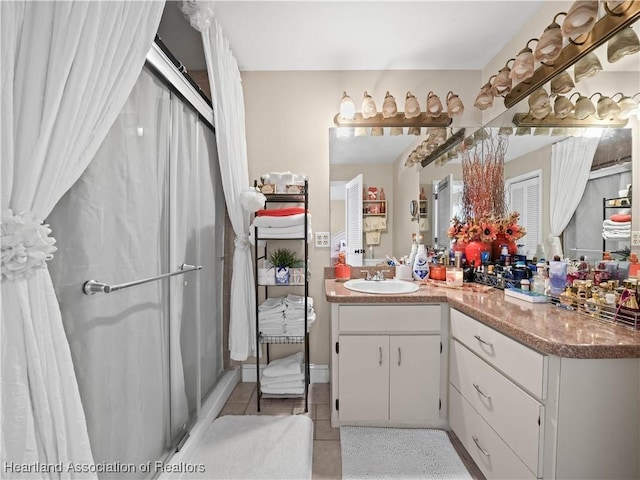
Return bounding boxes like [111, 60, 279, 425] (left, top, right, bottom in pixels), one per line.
[83, 264, 202, 295]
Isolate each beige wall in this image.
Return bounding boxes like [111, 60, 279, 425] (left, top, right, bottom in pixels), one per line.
[242, 70, 480, 366]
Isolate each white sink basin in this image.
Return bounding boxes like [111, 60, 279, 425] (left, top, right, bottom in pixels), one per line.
[343, 279, 419, 294]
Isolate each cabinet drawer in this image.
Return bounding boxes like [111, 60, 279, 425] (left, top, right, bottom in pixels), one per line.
[450, 340, 543, 476]
[339, 305, 441, 332]
[450, 309, 547, 398]
[450, 385, 536, 480]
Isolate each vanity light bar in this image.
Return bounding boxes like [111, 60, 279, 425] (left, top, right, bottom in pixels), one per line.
[333, 112, 452, 128]
[512, 112, 628, 127]
[504, 2, 640, 109]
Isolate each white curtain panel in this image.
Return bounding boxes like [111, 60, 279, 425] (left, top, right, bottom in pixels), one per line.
[1, 0, 164, 472]
[549, 136, 600, 259]
[181, 1, 257, 360]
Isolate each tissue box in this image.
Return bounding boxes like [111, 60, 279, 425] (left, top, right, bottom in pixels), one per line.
[290, 267, 306, 285]
[258, 268, 275, 285]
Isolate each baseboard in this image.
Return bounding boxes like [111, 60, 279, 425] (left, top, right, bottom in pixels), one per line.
[242, 363, 330, 383]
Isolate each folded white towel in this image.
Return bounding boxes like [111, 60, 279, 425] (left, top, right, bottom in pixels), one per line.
[252, 213, 309, 228]
[261, 385, 305, 395]
[249, 223, 312, 245]
[603, 219, 631, 228]
[260, 373, 305, 386]
[284, 295, 314, 308]
[602, 231, 631, 239]
[262, 352, 303, 377]
[261, 379, 305, 390]
[259, 297, 286, 310]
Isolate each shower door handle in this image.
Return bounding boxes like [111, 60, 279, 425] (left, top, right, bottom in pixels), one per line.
[83, 264, 202, 295]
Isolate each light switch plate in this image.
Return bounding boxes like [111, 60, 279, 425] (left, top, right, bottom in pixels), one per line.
[631, 231, 640, 247]
[315, 232, 330, 248]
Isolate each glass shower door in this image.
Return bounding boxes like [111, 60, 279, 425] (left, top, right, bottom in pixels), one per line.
[47, 65, 224, 477]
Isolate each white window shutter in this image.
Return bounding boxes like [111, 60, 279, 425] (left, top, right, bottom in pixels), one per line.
[506, 172, 542, 259]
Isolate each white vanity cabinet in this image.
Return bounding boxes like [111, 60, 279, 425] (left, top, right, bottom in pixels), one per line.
[331, 304, 447, 428]
[449, 308, 640, 480]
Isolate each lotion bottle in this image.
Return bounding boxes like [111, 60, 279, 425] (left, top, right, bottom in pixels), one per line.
[412, 244, 430, 281]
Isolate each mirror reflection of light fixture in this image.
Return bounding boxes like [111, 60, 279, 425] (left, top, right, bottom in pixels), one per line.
[339, 91, 356, 120]
[613, 92, 639, 119]
[417, 128, 466, 168]
[534, 12, 567, 64]
[474, 76, 496, 110]
[426, 91, 443, 117]
[513, 110, 628, 127]
[515, 126, 531, 136]
[382, 91, 398, 118]
[404, 91, 421, 119]
[510, 39, 537, 84]
[550, 70, 575, 94]
[528, 88, 552, 119]
[446, 91, 465, 117]
[607, 25, 640, 62]
[362, 91, 377, 119]
[354, 126, 368, 137]
[534, 126, 551, 136]
[390, 127, 404, 136]
[591, 92, 621, 119]
[561, 1, 599, 41]
[491, 59, 515, 97]
[573, 51, 603, 82]
[571, 92, 596, 119]
[371, 126, 384, 136]
[408, 127, 421, 136]
[554, 94, 574, 118]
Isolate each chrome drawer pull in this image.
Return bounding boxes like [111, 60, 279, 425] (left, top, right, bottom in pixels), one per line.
[472, 436, 490, 457]
[473, 383, 492, 399]
[474, 334, 493, 347]
[379, 347, 383, 366]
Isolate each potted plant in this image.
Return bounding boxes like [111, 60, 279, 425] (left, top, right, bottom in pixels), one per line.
[269, 248, 299, 285]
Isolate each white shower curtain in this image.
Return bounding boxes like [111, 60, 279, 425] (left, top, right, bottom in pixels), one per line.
[549, 135, 601, 259]
[1, 0, 164, 473]
[181, 1, 257, 360]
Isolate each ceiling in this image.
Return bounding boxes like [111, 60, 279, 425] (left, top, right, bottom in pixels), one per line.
[158, 1, 638, 167]
[159, 1, 546, 72]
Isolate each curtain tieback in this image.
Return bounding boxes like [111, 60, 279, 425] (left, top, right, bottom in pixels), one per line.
[1, 209, 57, 281]
[234, 234, 250, 251]
[180, 1, 215, 32]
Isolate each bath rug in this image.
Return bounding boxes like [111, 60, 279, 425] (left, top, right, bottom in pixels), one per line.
[187, 415, 313, 479]
[341, 426, 471, 479]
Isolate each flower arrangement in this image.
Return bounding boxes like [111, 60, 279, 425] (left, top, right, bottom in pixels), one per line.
[447, 129, 526, 249]
[448, 212, 526, 244]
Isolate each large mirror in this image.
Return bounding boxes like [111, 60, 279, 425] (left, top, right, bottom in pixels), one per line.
[330, 125, 634, 266]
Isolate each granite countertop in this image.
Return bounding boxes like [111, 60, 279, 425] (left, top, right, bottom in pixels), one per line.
[325, 278, 640, 359]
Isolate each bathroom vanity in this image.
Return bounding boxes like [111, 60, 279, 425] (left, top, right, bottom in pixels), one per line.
[326, 276, 640, 480]
[331, 303, 448, 428]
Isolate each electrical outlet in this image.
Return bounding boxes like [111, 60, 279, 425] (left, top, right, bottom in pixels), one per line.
[315, 231, 330, 248]
[632, 231, 640, 247]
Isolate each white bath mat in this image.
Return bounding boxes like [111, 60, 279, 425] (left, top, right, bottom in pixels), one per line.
[188, 415, 313, 479]
[340, 426, 472, 479]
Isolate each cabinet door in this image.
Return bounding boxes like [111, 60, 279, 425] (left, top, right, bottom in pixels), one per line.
[338, 335, 389, 421]
[390, 335, 440, 422]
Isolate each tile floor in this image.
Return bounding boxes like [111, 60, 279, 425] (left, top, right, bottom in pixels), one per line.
[218, 382, 484, 480]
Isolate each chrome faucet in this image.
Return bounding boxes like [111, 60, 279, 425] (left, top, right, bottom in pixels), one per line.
[361, 270, 390, 281]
